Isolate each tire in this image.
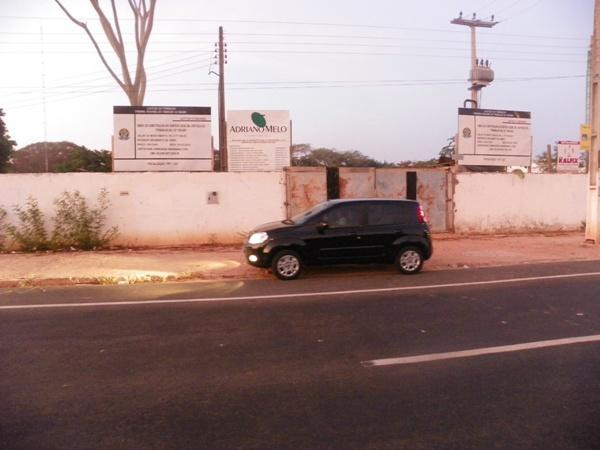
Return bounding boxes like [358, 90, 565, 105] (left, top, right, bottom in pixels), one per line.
[396, 246, 424, 274]
[271, 250, 303, 280]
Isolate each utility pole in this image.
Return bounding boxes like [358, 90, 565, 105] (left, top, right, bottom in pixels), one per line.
[547, 144, 553, 173]
[217, 26, 228, 172]
[451, 12, 498, 107]
[586, 0, 600, 243]
[40, 25, 49, 172]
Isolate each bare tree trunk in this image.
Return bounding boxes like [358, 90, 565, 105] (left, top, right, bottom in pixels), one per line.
[54, 0, 157, 106]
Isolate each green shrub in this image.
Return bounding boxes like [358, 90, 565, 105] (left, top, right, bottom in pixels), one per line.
[51, 188, 118, 250]
[0, 206, 7, 250]
[6, 197, 50, 251]
[3, 189, 118, 252]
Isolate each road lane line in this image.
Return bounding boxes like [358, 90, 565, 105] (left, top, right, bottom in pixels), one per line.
[361, 334, 600, 367]
[2, 271, 600, 310]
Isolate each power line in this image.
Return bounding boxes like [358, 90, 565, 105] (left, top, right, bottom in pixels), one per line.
[0, 48, 586, 63]
[5, 73, 584, 111]
[0, 53, 214, 98]
[6, 62, 214, 110]
[225, 41, 584, 57]
[0, 31, 216, 36]
[0, 14, 589, 41]
[4, 57, 215, 106]
[0, 15, 488, 31]
[226, 33, 588, 49]
[0, 38, 589, 51]
[2, 74, 584, 90]
[475, 0, 501, 15]
[0, 49, 214, 54]
[0, 29, 590, 43]
[494, 0, 527, 16]
[231, 49, 586, 63]
[0, 40, 586, 57]
[500, 0, 544, 23]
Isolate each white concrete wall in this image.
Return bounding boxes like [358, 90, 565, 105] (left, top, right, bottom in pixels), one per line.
[0, 171, 590, 248]
[454, 173, 587, 233]
[0, 172, 286, 247]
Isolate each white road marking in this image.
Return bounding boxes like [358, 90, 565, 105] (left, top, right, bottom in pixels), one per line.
[1, 271, 600, 311]
[361, 334, 600, 367]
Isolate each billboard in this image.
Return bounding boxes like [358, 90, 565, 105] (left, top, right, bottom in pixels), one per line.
[556, 141, 581, 173]
[113, 106, 213, 171]
[457, 108, 532, 166]
[227, 110, 291, 172]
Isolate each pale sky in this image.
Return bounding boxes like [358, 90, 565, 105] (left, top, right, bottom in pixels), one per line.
[0, 0, 594, 163]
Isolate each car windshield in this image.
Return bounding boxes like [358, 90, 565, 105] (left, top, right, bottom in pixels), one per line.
[289, 201, 334, 224]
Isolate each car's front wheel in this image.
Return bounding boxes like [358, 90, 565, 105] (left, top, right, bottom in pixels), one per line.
[271, 250, 303, 280]
[396, 246, 424, 274]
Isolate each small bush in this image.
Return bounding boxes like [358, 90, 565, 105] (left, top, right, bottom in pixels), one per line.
[3, 189, 119, 252]
[0, 206, 7, 250]
[7, 197, 50, 251]
[51, 189, 118, 250]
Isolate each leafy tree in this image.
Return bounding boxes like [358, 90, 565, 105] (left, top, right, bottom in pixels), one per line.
[396, 158, 439, 168]
[54, 0, 157, 106]
[0, 108, 16, 173]
[55, 148, 112, 172]
[291, 144, 397, 168]
[438, 136, 456, 165]
[11, 142, 111, 173]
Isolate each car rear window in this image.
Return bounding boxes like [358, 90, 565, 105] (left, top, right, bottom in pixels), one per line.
[366, 202, 415, 226]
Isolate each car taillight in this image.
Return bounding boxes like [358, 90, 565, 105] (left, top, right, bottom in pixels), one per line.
[417, 205, 427, 224]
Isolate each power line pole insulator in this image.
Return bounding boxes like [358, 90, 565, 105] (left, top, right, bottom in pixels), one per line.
[450, 14, 498, 108]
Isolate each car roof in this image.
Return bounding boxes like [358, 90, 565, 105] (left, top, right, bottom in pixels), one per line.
[326, 198, 418, 205]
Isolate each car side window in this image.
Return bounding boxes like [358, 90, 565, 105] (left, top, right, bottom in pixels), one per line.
[367, 203, 412, 226]
[321, 204, 364, 228]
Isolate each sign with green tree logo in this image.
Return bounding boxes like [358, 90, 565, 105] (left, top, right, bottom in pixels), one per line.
[227, 110, 291, 172]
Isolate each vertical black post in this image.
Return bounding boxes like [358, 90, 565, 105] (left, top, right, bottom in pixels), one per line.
[406, 171, 417, 200]
[327, 167, 340, 200]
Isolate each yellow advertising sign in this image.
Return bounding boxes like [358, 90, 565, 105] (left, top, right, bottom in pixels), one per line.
[580, 124, 591, 151]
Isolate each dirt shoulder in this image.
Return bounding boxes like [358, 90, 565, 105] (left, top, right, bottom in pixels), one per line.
[0, 232, 599, 288]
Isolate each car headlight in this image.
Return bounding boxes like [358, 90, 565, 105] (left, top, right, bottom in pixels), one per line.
[248, 231, 269, 245]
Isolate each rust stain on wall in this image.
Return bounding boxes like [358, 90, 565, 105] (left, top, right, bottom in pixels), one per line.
[339, 176, 349, 198]
[417, 183, 436, 213]
[286, 167, 450, 231]
[285, 167, 327, 216]
[415, 171, 448, 232]
[339, 167, 376, 198]
[375, 169, 407, 199]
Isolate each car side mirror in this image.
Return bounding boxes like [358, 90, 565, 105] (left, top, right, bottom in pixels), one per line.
[316, 221, 329, 233]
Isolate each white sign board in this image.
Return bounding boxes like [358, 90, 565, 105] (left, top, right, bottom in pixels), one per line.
[457, 108, 532, 166]
[556, 141, 581, 173]
[227, 110, 291, 172]
[113, 106, 213, 171]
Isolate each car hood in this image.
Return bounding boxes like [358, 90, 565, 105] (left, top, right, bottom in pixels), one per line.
[250, 220, 297, 234]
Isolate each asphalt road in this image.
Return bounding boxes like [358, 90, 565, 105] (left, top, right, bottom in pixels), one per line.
[1, 261, 599, 449]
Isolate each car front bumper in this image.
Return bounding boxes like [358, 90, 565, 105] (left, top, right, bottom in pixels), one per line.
[243, 244, 271, 268]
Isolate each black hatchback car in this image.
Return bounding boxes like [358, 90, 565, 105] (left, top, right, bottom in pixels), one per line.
[244, 199, 433, 280]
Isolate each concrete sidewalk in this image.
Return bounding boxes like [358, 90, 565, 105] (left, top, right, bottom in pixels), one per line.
[1, 232, 599, 288]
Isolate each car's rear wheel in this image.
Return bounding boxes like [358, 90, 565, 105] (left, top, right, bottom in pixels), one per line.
[271, 250, 303, 280]
[396, 246, 424, 274]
